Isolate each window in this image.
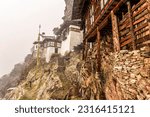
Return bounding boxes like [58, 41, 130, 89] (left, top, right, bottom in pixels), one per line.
[50, 42, 54, 46]
[90, 5, 94, 25]
[57, 43, 61, 48]
[47, 42, 50, 47]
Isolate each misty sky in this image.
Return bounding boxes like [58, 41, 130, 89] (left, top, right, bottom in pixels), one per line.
[0, 0, 65, 77]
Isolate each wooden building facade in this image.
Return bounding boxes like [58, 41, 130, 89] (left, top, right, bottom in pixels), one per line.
[72, 0, 150, 61]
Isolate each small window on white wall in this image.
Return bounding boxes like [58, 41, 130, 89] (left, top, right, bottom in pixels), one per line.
[48, 42, 51, 46]
[50, 42, 54, 46]
[57, 43, 61, 48]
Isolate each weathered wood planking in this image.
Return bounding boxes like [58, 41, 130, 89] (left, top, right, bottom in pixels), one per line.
[111, 10, 120, 52]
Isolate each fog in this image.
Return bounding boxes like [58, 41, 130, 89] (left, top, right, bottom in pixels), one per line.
[0, 0, 65, 77]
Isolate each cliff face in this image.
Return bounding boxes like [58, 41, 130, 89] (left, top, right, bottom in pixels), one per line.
[63, 0, 74, 21]
[4, 52, 82, 100]
[4, 48, 105, 100]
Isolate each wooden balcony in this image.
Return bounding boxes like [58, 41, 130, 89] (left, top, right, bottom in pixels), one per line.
[84, 0, 124, 40]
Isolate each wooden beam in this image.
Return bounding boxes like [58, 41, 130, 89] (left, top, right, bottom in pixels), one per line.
[146, 0, 150, 35]
[83, 39, 87, 60]
[97, 27, 101, 73]
[146, 0, 150, 52]
[127, 1, 136, 50]
[111, 10, 120, 52]
[132, 0, 147, 12]
[85, 39, 88, 61]
[82, 39, 86, 60]
[85, 0, 126, 40]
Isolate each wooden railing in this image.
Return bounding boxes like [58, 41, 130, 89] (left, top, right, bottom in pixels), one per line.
[119, 0, 149, 49]
[132, 0, 149, 48]
[119, 13, 132, 48]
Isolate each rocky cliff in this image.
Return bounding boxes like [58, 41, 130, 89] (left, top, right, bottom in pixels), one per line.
[63, 0, 74, 21]
[4, 52, 81, 100]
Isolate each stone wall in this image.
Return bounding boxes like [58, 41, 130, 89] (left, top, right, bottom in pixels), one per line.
[103, 47, 150, 100]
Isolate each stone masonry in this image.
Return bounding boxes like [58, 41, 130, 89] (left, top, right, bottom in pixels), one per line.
[104, 47, 150, 100]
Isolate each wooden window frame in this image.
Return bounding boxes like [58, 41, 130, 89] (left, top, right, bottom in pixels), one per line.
[50, 42, 54, 46]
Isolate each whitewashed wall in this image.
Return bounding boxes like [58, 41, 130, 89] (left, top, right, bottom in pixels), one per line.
[45, 47, 55, 63]
[60, 25, 83, 55]
[61, 34, 71, 55]
[58, 48, 61, 54]
[69, 25, 83, 51]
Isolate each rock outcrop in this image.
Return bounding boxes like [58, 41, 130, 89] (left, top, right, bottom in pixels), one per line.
[63, 0, 74, 21]
[4, 52, 82, 100]
[0, 54, 36, 98]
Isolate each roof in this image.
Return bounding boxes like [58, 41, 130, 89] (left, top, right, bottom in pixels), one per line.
[55, 20, 81, 35]
[33, 41, 43, 44]
[43, 39, 61, 43]
[42, 36, 61, 43]
[33, 35, 61, 44]
[42, 36, 55, 40]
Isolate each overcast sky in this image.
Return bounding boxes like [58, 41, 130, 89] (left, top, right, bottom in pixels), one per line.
[0, 0, 65, 77]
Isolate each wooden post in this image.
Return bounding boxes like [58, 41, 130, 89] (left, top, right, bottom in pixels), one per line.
[82, 38, 88, 60]
[146, 0, 150, 51]
[146, 0, 150, 35]
[127, 1, 136, 50]
[82, 39, 87, 60]
[111, 10, 120, 52]
[97, 27, 101, 73]
[85, 39, 88, 60]
[82, 40, 85, 60]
